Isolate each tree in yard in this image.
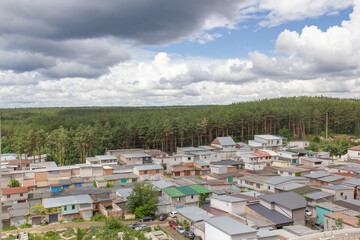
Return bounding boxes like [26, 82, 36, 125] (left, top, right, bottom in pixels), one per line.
[332, 218, 343, 230]
[8, 179, 21, 188]
[199, 192, 211, 207]
[126, 182, 159, 218]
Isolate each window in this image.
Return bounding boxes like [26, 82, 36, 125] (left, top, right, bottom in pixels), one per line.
[188, 157, 191, 160]
[191, 195, 194, 199]
[20, 193, 23, 197]
[268, 186, 271, 190]
[177, 197, 181, 202]
[7, 195, 10, 198]
[340, 192, 343, 196]
[72, 205, 75, 210]
[156, 170, 159, 173]
[345, 196, 347, 200]
[256, 184, 260, 188]
[64, 206, 67, 211]
[144, 170, 148, 174]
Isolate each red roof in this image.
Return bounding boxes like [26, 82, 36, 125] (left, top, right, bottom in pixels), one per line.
[251, 151, 271, 158]
[348, 145, 360, 151]
[22, 180, 36, 187]
[50, 184, 61, 187]
[2, 187, 28, 195]
[333, 172, 354, 176]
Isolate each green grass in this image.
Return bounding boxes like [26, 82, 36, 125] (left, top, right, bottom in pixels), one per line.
[2, 226, 17, 231]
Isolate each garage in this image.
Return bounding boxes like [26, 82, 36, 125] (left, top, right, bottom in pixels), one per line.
[82, 211, 92, 220]
[63, 214, 74, 222]
[49, 214, 58, 223]
[32, 216, 42, 225]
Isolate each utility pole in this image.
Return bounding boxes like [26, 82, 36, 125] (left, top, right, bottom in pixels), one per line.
[326, 112, 329, 139]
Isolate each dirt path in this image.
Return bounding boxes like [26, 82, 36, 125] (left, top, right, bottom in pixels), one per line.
[2, 221, 105, 236]
[162, 225, 185, 240]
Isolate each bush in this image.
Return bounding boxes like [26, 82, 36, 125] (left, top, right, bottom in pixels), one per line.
[93, 180, 97, 187]
[8, 179, 21, 188]
[72, 218, 85, 222]
[19, 223, 32, 229]
[146, 227, 151, 232]
[105, 215, 124, 230]
[91, 213, 107, 222]
[2, 226, 17, 231]
[106, 182, 114, 188]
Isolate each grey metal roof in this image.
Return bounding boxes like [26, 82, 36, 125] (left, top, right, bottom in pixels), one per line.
[264, 176, 306, 185]
[156, 196, 170, 206]
[104, 173, 138, 180]
[178, 206, 213, 222]
[59, 179, 72, 185]
[43, 194, 93, 208]
[194, 160, 210, 166]
[317, 175, 344, 182]
[322, 185, 353, 190]
[116, 188, 133, 199]
[95, 155, 117, 160]
[343, 199, 360, 207]
[257, 228, 278, 239]
[304, 171, 330, 179]
[258, 192, 307, 210]
[247, 204, 293, 225]
[151, 180, 175, 189]
[211, 160, 241, 165]
[134, 164, 163, 171]
[121, 153, 151, 158]
[283, 225, 318, 236]
[240, 153, 258, 159]
[205, 216, 257, 235]
[211, 195, 247, 203]
[316, 202, 347, 211]
[342, 179, 360, 187]
[304, 191, 334, 200]
[278, 183, 305, 191]
[255, 135, 283, 140]
[216, 136, 236, 146]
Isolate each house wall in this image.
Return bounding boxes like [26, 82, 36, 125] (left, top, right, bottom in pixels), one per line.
[347, 150, 360, 160]
[79, 167, 92, 177]
[103, 168, 113, 176]
[210, 199, 246, 215]
[93, 167, 103, 177]
[35, 171, 48, 182]
[197, 153, 221, 163]
[71, 168, 80, 177]
[292, 208, 306, 225]
[245, 163, 265, 171]
[1, 192, 28, 202]
[61, 204, 78, 214]
[323, 215, 354, 231]
[316, 206, 332, 224]
[321, 188, 353, 201]
[59, 169, 71, 179]
[48, 170, 59, 181]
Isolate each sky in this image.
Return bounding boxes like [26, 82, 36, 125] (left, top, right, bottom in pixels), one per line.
[0, 0, 359, 108]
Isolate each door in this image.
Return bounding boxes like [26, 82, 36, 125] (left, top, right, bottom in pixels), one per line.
[175, 172, 180, 176]
[227, 177, 233, 183]
[32, 217, 42, 225]
[121, 179, 127, 183]
[64, 214, 74, 222]
[184, 171, 191, 176]
[49, 214, 58, 223]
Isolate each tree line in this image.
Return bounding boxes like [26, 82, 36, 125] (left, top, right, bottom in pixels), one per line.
[1, 96, 360, 166]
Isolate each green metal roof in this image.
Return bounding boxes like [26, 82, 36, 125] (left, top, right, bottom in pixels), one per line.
[163, 185, 211, 197]
[287, 149, 310, 154]
[291, 186, 318, 195]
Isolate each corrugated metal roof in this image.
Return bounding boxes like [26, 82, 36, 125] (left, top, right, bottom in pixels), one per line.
[134, 164, 163, 171]
[43, 194, 93, 208]
[304, 191, 334, 200]
[317, 175, 344, 182]
[151, 180, 175, 189]
[259, 192, 307, 210]
[205, 216, 257, 235]
[115, 188, 133, 199]
[247, 204, 293, 225]
[342, 179, 360, 187]
[162, 184, 211, 197]
[264, 176, 306, 185]
[321, 185, 353, 190]
[216, 136, 236, 146]
[304, 171, 331, 179]
[211, 195, 246, 203]
[121, 153, 151, 158]
[178, 206, 213, 222]
[291, 186, 318, 195]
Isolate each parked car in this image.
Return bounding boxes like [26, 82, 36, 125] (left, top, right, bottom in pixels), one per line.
[168, 220, 178, 229]
[134, 224, 148, 231]
[305, 209, 312, 216]
[170, 211, 177, 218]
[159, 213, 168, 221]
[194, 237, 202, 240]
[140, 216, 154, 222]
[184, 231, 195, 239]
[176, 226, 186, 234]
[127, 223, 141, 229]
[314, 222, 324, 231]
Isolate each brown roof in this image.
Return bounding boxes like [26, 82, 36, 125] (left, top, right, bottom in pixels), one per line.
[2, 187, 28, 195]
[348, 145, 360, 151]
[324, 212, 358, 227]
[333, 200, 360, 212]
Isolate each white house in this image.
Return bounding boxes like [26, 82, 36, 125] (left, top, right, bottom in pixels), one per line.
[287, 141, 310, 149]
[248, 135, 285, 151]
[321, 185, 353, 201]
[86, 155, 118, 166]
[263, 176, 308, 193]
[210, 195, 247, 215]
[347, 145, 360, 160]
[211, 136, 237, 150]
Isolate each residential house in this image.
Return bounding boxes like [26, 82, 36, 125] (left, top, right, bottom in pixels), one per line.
[277, 151, 299, 164]
[90, 193, 112, 214]
[248, 135, 285, 151]
[105, 148, 145, 160]
[156, 196, 171, 214]
[194, 151, 221, 163]
[271, 160, 291, 168]
[277, 167, 310, 177]
[316, 175, 345, 185]
[99, 202, 123, 219]
[210, 195, 247, 215]
[287, 141, 310, 149]
[1, 187, 28, 203]
[86, 155, 118, 166]
[8, 202, 29, 227]
[300, 157, 324, 168]
[263, 176, 308, 193]
[169, 164, 195, 177]
[151, 180, 176, 191]
[347, 145, 360, 160]
[342, 179, 360, 199]
[176, 146, 213, 154]
[256, 192, 307, 225]
[43, 194, 94, 222]
[303, 191, 335, 216]
[324, 212, 359, 231]
[304, 171, 331, 183]
[144, 149, 168, 157]
[333, 199, 360, 212]
[238, 175, 273, 192]
[321, 185, 353, 200]
[315, 202, 350, 224]
[120, 153, 152, 165]
[104, 173, 138, 185]
[177, 206, 213, 225]
[211, 136, 237, 150]
[133, 164, 164, 181]
[193, 160, 210, 175]
[204, 216, 277, 240]
[162, 184, 212, 210]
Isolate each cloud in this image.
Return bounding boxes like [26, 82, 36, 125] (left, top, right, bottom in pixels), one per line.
[238, 0, 354, 27]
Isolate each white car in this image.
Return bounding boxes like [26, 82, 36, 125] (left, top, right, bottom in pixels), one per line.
[176, 226, 186, 234]
[305, 209, 312, 216]
[134, 224, 148, 231]
[170, 211, 177, 218]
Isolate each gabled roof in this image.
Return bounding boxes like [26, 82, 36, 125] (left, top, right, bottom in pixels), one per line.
[247, 204, 293, 225]
[264, 176, 306, 185]
[178, 206, 213, 222]
[304, 171, 330, 179]
[2, 187, 28, 195]
[215, 136, 236, 146]
[205, 216, 257, 236]
[304, 191, 334, 200]
[258, 192, 307, 210]
[348, 145, 360, 151]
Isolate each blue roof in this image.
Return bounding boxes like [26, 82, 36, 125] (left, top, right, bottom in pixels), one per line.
[247, 204, 293, 225]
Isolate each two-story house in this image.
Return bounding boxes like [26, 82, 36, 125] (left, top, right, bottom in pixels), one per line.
[86, 155, 118, 166]
[1, 187, 28, 203]
[120, 153, 152, 165]
[133, 164, 164, 181]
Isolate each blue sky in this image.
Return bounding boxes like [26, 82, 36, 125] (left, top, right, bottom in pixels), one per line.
[0, 0, 359, 107]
